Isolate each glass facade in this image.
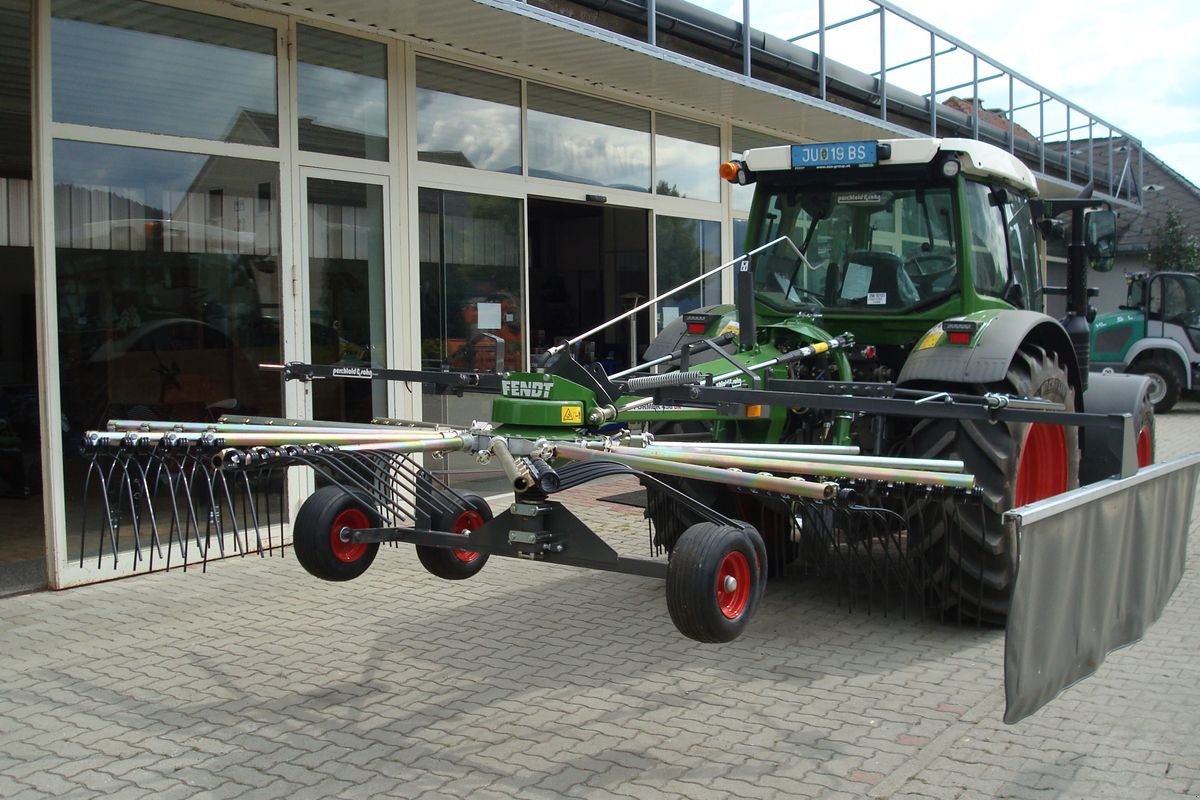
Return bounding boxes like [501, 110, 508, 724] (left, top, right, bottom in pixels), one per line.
[656, 216, 720, 329]
[419, 188, 522, 493]
[297, 25, 388, 160]
[655, 115, 720, 202]
[416, 57, 521, 174]
[51, 0, 278, 146]
[307, 178, 387, 422]
[53, 141, 283, 559]
[528, 84, 651, 191]
[33, 2, 743, 582]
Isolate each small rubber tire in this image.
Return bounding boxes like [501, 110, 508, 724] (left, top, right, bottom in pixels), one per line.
[416, 493, 493, 581]
[293, 486, 381, 582]
[666, 523, 763, 643]
[1131, 355, 1184, 414]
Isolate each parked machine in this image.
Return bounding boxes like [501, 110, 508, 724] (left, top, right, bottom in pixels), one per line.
[1091, 270, 1200, 412]
[77, 138, 1198, 724]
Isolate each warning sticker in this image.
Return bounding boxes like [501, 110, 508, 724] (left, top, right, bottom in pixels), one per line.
[867, 292, 887, 305]
[561, 406, 583, 424]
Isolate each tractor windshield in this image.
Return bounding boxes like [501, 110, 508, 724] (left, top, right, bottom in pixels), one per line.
[749, 186, 958, 313]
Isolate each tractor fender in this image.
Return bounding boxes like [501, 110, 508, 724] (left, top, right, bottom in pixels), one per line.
[898, 309, 1082, 398]
[1079, 372, 1152, 484]
[1124, 339, 1193, 390]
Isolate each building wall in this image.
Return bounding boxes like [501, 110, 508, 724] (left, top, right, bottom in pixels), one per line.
[28, 0, 767, 587]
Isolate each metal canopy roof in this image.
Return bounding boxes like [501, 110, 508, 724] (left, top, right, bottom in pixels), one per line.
[248, 0, 1087, 200]
[252, 0, 906, 136]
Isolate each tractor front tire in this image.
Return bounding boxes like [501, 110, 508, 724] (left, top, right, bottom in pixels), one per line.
[416, 493, 493, 581]
[293, 486, 381, 582]
[906, 345, 1079, 623]
[1131, 355, 1183, 414]
[666, 522, 764, 643]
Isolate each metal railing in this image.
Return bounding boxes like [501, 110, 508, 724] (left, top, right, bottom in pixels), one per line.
[598, 0, 1144, 205]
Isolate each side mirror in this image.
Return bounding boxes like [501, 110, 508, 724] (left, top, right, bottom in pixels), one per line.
[1086, 209, 1117, 272]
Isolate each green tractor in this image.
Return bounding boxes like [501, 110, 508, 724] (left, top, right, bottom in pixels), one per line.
[633, 137, 1155, 620]
[1090, 270, 1200, 413]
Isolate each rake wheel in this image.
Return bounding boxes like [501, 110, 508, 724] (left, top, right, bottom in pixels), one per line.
[293, 486, 381, 582]
[666, 522, 764, 643]
[416, 493, 493, 581]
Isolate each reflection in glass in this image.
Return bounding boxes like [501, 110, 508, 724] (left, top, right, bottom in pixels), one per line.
[308, 179, 387, 422]
[419, 188, 522, 493]
[51, 0, 277, 146]
[416, 58, 520, 173]
[655, 115, 720, 202]
[54, 140, 283, 559]
[297, 26, 388, 160]
[528, 84, 650, 191]
[732, 127, 789, 214]
[656, 216, 720, 330]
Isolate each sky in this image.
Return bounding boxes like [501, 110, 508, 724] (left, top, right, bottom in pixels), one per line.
[689, 0, 1200, 189]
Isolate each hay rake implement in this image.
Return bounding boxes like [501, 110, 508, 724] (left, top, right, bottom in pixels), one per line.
[74, 233, 1200, 722]
[77, 338, 1003, 643]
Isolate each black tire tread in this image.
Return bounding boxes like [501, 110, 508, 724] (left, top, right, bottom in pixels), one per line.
[415, 493, 493, 581]
[1131, 354, 1184, 414]
[666, 522, 762, 643]
[293, 485, 381, 582]
[905, 345, 1079, 622]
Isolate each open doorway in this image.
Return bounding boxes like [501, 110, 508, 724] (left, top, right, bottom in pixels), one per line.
[528, 198, 650, 373]
[0, 247, 43, 595]
[0, 0, 44, 597]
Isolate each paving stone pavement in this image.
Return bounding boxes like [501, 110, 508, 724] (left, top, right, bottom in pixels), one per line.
[2, 402, 1199, 799]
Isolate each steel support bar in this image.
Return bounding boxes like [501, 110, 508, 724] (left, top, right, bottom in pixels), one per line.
[789, 8, 878, 41]
[652, 383, 1128, 431]
[613, 446, 974, 488]
[265, 361, 503, 392]
[554, 443, 838, 500]
[347, 506, 669, 580]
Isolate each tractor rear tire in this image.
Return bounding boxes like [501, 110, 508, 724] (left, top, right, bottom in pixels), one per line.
[293, 486, 381, 582]
[905, 345, 1079, 623]
[666, 522, 764, 643]
[416, 493, 493, 581]
[1131, 355, 1183, 414]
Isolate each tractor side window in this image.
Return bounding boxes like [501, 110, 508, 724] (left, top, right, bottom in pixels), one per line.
[1005, 195, 1041, 310]
[965, 182, 1009, 298]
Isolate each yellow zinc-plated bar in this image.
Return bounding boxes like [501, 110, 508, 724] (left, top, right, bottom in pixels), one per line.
[86, 428, 452, 447]
[105, 419, 415, 435]
[616, 446, 974, 489]
[553, 443, 838, 500]
[641, 445, 964, 473]
[214, 435, 470, 468]
[639, 440, 860, 455]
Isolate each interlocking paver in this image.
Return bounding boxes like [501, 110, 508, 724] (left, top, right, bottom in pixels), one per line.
[3, 402, 1200, 798]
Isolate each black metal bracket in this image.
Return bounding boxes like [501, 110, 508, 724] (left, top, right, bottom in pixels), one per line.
[348, 500, 668, 579]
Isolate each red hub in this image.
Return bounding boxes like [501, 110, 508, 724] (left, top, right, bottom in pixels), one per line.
[1014, 423, 1068, 507]
[1136, 425, 1153, 468]
[716, 550, 751, 619]
[451, 509, 485, 564]
[329, 507, 371, 563]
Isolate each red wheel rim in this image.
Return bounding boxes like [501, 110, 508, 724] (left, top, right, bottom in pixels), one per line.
[1136, 425, 1153, 468]
[1015, 423, 1068, 507]
[329, 508, 371, 563]
[716, 550, 752, 619]
[451, 509, 485, 564]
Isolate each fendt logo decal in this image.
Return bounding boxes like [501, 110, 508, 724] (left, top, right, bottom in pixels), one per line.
[501, 380, 553, 399]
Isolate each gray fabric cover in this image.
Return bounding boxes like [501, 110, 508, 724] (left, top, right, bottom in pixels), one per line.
[1004, 455, 1200, 724]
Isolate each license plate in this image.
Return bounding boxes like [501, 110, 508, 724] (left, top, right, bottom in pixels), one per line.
[791, 141, 877, 169]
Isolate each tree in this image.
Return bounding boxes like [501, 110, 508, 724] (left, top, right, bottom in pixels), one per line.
[1146, 208, 1200, 272]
